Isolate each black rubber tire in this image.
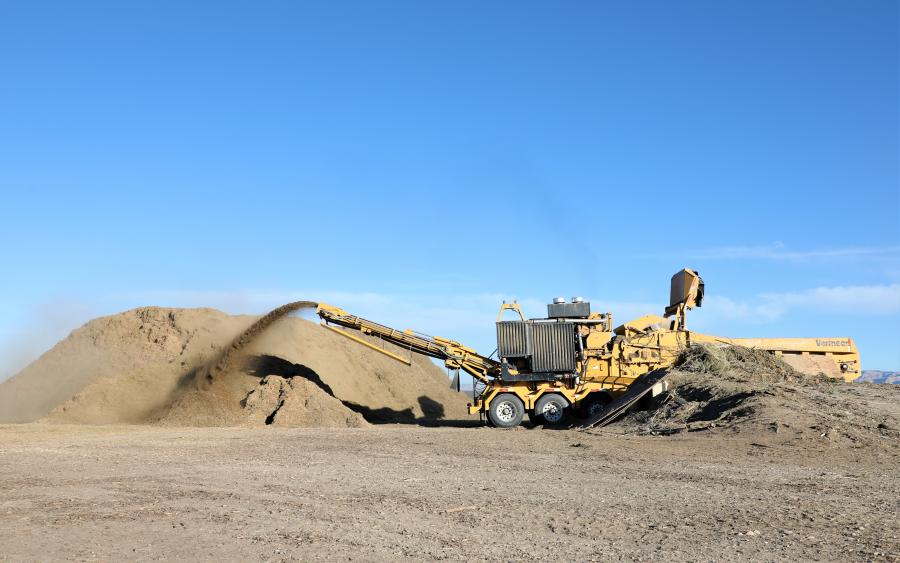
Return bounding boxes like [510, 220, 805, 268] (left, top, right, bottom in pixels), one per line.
[534, 394, 569, 425]
[487, 393, 525, 428]
[581, 393, 612, 418]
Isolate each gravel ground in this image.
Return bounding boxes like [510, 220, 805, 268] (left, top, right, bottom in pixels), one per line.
[1, 422, 897, 562]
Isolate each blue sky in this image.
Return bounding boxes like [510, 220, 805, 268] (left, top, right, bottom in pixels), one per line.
[1, 0, 898, 378]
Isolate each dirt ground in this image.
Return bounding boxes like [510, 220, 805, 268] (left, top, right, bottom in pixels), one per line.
[1, 309, 898, 561]
[1, 422, 897, 562]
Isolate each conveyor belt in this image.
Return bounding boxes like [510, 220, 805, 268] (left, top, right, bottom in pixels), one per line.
[316, 303, 501, 383]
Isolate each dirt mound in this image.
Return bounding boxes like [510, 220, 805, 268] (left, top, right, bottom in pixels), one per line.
[612, 344, 900, 446]
[157, 315, 469, 426]
[0, 307, 251, 423]
[0, 305, 468, 427]
[158, 362, 368, 428]
[243, 376, 367, 428]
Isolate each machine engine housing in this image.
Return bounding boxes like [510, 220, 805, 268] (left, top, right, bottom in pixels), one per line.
[496, 321, 577, 373]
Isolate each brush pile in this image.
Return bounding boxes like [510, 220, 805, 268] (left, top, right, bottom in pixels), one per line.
[613, 344, 900, 445]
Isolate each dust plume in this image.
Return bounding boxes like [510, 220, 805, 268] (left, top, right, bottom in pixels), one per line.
[201, 301, 318, 382]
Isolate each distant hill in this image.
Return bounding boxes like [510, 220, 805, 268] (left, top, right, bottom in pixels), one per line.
[856, 370, 900, 384]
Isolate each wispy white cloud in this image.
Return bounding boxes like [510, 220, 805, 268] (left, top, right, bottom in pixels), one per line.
[111, 289, 663, 335]
[116, 282, 900, 331]
[112, 289, 509, 333]
[698, 284, 900, 325]
[698, 295, 782, 323]
[686, 242, 900, 262]
[759, 284, 900, 316]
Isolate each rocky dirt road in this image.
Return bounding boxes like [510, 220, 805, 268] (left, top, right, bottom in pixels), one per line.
[1, 423, 897, 562]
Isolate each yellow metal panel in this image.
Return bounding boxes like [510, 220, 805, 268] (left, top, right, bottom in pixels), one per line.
[730, 337, 855, 354]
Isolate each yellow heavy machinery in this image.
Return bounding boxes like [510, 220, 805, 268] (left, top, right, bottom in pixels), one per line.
[316, 269, 860, 428]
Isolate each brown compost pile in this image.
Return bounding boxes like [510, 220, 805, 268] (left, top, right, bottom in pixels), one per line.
[0, 304, 468, 428]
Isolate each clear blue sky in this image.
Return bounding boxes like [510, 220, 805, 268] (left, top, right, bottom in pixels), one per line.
[1, 0, 898, 377]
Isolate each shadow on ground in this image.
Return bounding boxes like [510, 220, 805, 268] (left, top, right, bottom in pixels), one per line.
[244, 354, 480, 427]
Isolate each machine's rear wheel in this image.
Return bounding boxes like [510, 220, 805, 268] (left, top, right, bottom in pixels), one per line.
[582, 394, 612, 418]
[534, 394, 569, 425]
[487, 393, 525, 428]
